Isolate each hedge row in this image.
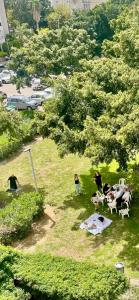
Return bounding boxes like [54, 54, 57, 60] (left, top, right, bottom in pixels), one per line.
[0, 192, 43, 245]
[0, 247, 30, 300]
[0, 246, 128, 300]
[13, 253, 128, 300]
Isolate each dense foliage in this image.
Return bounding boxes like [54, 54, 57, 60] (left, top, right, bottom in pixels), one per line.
[0, 192, 43, 245]
[7, 0, 138, 169]
[5, 0, 52, 29]
[0, 245, 128, 300]
[9, 27, 96, 76]
[0, 109, 37, 160]
[34, 0, 139, 169]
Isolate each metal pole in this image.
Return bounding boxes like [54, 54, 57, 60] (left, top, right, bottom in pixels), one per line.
[28, 149, 38, 192]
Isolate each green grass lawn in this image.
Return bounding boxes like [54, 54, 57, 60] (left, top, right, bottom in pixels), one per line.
[0, 138, 139, 280]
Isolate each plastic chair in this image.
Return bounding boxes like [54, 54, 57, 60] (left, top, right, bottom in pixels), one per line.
[119, 178, 126, 186]
[124, 193, 132, 207]
[108, 201, 117, 214]
[119, 208, 129, 219]
[96, 191, 105, 205]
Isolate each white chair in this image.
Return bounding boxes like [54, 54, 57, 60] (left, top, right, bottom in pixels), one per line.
[108, 201, 117, 214]
[124, 194, 132, 208]
[96, 191, 105, 205]
[119, 178, 126, 186]
[119, 208, 129, 219]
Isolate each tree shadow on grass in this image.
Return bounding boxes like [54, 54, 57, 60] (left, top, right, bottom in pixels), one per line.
[20, 185, 47, 196]
[61, 163, 139, 272]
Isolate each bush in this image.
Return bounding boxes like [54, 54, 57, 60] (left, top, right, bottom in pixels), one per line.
[0, 192, 43, 244]
[0, 246, 128, 300]
[0, 109, 37, 161]
[13, 253, 128, 300]
[0, 51, 6, 58]
[0, 246, 30, 300]
[0, 134, 21, 160]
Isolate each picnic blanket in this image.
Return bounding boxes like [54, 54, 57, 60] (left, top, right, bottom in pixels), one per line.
[80, 213, 112, 235]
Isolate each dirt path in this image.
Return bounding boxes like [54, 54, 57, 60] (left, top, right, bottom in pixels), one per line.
[13, 205, 56, 252]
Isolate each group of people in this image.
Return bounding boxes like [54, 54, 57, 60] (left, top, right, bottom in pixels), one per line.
[74, 172, 103, 195]
[92, 172, 132, 210]
[74, 172, 131, 211]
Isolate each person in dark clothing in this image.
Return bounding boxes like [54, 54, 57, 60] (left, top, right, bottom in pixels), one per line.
[7, 175, 19, 192]
[103, 183, 111, 195]
[94, 172, 102, 192]
[115, 188, 124, 208]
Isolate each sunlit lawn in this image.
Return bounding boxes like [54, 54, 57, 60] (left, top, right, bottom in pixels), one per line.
[0, 138, 139, 280]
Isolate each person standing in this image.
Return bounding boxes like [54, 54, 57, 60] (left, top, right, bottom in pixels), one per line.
[7, 174, 19, 192]
[74, 174, 81, 195]
[94, 172, 102, 192]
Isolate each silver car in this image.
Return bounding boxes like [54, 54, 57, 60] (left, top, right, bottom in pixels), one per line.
[6, 95, 39, 110]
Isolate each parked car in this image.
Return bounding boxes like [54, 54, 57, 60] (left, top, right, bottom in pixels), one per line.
[44, 87, 54, 99]
[31, 88, 54, 104]
[31, 78, 41, 90]
[30, 94, 44, 105]
[0, 64, 5, 70]
[4, 56, 10, 61]
[0, 70, 11, 83]
[5, 95, 40, 110]
[0, 70, 16, 84]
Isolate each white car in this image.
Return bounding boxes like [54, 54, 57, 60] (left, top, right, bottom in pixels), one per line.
[0, 70, 16, 84]
[31, 88, 54, 102]
[31, 78, 41, 90]
[44, 87, 54, 99]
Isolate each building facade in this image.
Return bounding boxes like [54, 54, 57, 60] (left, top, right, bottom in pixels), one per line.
[0, 0, 9, 45]
[50, 0, 106, 10]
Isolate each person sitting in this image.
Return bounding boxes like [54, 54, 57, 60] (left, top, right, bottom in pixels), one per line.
[7, 175, 19, 192]
[103, 183, 111, 195]
[122, 187, 130, 201]
[91, 192, 99, 210]
[106, 191, 115, 202]
[115, 187, 124, 208]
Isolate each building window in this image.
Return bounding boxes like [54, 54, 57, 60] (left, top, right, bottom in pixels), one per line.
[83, 1, 91, 9]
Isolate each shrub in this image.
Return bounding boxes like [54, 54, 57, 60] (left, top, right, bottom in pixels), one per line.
[0, 246, 30, 300]
[13, 253, 128, 300]
[0, 134, 21, 160]
[0, 192, 43, 244]
[0, 246, 128, 300]
[0, 51, 6, 58]
[0, 110, 37, 161]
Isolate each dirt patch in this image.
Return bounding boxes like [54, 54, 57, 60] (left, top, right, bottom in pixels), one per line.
[13, 205, 56, 252]
[130, 279, 139, 287]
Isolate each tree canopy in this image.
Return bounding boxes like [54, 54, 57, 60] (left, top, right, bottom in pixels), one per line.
[35, 0, 139, 169]
[8, 0, 139, 169]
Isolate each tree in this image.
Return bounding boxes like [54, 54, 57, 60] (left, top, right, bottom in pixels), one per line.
[34, 1, 139, 169]
[30, 0, 41, 30]
[5, 0, 52, 29]
[47, 4, 71, 29]
[9, 26, 96, 77]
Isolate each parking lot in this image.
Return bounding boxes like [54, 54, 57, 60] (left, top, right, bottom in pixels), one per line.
[0, 83, 33, 97]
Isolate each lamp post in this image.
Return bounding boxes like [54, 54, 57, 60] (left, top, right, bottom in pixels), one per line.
[24, 147, 38, 192]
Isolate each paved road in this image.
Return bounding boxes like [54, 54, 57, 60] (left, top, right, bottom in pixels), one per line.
[0, 83, 33, 97]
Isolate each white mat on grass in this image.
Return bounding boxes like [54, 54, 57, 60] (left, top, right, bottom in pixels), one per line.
[80, 213, 112, 235]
